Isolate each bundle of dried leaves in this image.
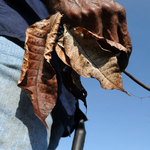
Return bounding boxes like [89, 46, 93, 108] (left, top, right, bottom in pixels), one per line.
[18, 12, 128, 128]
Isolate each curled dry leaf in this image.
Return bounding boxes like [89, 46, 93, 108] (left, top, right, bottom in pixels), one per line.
[58, 25, 128, 94]
[76, 27, 127, 55]
[18, 12, 63, 128]
[55, 44, 71, 67]
[56, 45, 87, 107]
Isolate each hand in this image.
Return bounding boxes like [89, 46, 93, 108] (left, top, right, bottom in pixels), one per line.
[46, 0, 132, 71]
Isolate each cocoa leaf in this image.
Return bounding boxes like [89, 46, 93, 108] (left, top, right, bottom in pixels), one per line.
[58, 25, 128, 94]
[18, 12, 63, 128]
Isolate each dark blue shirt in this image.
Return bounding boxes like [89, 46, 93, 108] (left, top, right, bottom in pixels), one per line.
[0, 0, 48, 41]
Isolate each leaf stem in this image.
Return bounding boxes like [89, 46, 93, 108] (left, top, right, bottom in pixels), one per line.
[123, 70, 150, 91]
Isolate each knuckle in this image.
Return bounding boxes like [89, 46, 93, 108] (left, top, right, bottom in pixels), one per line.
[102, 2, 116, 13]
[119, 6, 126, 16]
[116, 3, 126, 20]
[81, 6, 98, 20]
[81, 9, 89, 17]
[70, 9, 82, 19]
[88, 6, 98, 15]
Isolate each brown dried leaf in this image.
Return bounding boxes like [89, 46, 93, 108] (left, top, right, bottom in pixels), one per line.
[55, 44, 71, 67]
[76, 27, 127, 54]
[56, 45, 87, 107]
[58, 25, 127, 93]
[18, 12, 63, 128]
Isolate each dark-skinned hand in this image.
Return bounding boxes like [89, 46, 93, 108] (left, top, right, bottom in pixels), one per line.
[42, 0, 132, 71]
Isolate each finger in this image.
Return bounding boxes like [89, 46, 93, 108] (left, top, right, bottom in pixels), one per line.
[117, 51, 129, 71]
[102, 14, 119, 42]
[117, 3, 132, 56]
[81, 11, 103, 36]
[61, 1, 82, 27]
[118, 21, 132, 56]
[101, 2, 120, 42]
[79, 0, 103, 36]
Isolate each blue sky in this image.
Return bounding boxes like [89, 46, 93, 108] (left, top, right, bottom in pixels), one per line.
[57, 1, 150, 149]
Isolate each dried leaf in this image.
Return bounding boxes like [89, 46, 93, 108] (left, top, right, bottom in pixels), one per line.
[18, 12, 63, 128]
[58, 25, 128, 93]
[76, 27, 127, 54]
[56, 45, 87, 107]
[55, 44, 71, 67]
